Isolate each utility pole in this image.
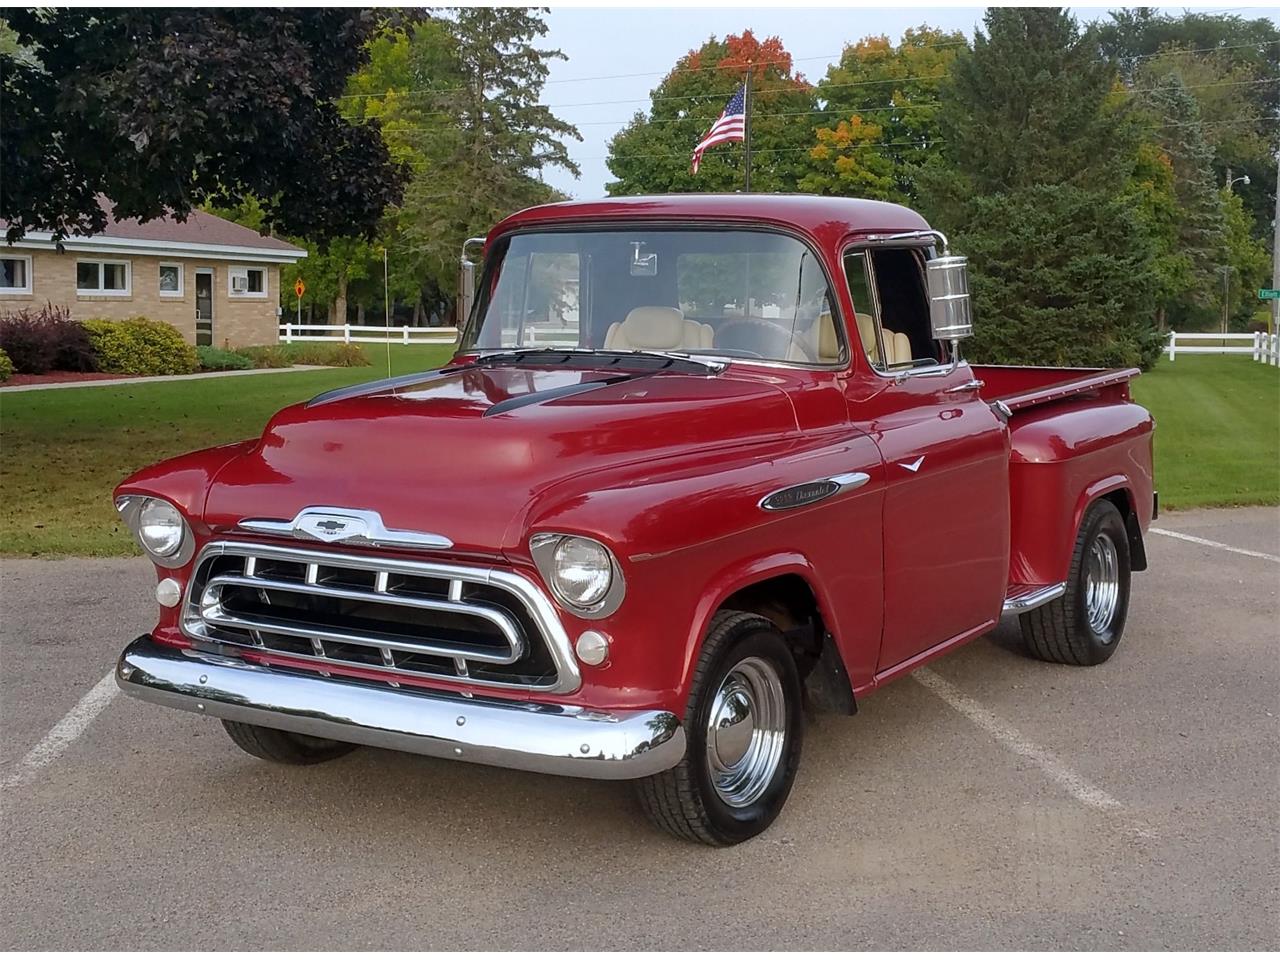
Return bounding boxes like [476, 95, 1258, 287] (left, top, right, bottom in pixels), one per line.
[1273, 155, 1279, 335]
[383, 246, 392, 376]
[743, 64, 752, 193]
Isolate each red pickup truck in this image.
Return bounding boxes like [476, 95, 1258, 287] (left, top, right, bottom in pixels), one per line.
[114, 195, 1155, 845]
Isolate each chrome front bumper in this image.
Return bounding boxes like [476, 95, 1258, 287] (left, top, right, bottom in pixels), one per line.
[116, 636, 685, 780]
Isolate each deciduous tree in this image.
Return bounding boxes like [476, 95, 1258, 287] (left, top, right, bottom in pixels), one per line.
[606, 31, 816, 195]
[2, 9, 411, 244]
[802, 27, 965, 202]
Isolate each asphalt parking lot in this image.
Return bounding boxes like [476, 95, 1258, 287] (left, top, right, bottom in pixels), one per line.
[2, 506, 1277, 950]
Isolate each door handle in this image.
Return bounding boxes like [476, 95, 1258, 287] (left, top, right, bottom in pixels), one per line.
[943, 378, 985, 395]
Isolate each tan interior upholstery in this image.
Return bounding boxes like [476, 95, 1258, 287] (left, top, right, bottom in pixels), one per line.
[887, 331, 913, 366]
[604, 307, 713, 352]
[786, 311, 843, 363]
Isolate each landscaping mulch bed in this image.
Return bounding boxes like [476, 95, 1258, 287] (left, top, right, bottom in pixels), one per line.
[2, 371, 133, 388]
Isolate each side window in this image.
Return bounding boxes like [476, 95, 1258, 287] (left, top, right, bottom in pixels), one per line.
[844, 248, 940, 371]
[843, 251, 884, 368]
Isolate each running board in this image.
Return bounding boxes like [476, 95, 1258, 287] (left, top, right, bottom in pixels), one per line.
[1003, 583, 1066, 614]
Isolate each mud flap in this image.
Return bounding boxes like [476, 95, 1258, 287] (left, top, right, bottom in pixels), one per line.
[803, 633, 857, 715]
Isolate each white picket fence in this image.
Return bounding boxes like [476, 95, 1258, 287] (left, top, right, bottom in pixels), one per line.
[279, 323, 459, 345]
[1167, 330, 1279, 366]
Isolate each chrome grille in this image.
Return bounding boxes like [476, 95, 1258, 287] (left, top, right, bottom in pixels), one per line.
[181, 542, 580, 694]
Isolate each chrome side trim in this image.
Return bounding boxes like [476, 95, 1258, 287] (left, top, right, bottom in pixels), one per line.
[117, 636, 683, 781]
[1002, 583, 1067, 614]
[183, 541, 583, 695]
[238, 507, 453, 551]
[758, 472, 870, 512]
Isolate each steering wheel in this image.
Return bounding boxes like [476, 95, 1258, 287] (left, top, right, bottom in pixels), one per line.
[714, 317, 817, 363]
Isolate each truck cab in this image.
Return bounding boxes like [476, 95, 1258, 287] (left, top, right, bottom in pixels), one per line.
[114, 195, 1155, 845]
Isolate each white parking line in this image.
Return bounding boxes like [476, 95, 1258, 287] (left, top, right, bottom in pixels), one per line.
[1149, 527, 1280, 564]
[1, 671, 118, 791]
[912, 667, 1122, 811]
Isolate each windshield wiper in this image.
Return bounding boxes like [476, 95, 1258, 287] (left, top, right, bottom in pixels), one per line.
[472, 347, 725, 374]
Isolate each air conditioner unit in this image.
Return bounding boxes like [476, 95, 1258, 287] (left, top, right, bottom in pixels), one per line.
[231, 275, 248, 293]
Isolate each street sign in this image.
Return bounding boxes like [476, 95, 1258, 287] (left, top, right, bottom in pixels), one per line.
[1259, 288, 1280, 300]
[294, 278, 306, 299]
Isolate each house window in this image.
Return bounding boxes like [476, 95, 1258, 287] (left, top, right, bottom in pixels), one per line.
[0, 255, 32, 294]
[158, 263, 184, 297]
[228, 266, 266, 298]
[76, 259, 131, 295]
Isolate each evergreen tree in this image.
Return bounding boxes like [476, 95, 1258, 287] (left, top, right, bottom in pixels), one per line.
[399, 8, 579, 304]
[801, 27, 965, 202]
[606, 32, 816, 195]
[922, 8, 1166, 369]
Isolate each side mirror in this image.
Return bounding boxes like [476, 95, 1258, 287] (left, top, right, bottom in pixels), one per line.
[926, 255, 973, 341]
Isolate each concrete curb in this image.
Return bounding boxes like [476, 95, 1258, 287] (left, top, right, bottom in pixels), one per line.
[1, 365, 329, 393]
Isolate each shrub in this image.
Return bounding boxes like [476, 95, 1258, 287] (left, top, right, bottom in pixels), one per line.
[0, 346, 13, 382]
[196, 346, 254, 371]
[280, 342, 371, 367]
[0, 304, 97, 374]
[235, 345, 292, 368]
[235, 342, 371, 369]
[82, 317, 199, 376]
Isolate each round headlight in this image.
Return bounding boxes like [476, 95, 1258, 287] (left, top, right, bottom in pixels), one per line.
[137, 498, 185, 558]
[551, 536, 613, 608]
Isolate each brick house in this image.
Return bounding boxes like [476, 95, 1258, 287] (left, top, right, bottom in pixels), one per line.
[1, 205, 306, 348]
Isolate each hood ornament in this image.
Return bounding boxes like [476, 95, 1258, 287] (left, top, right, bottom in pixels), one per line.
[239, 507, 453, 550]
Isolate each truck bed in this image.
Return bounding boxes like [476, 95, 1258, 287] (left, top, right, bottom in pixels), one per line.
[972, 365, 1142, 414]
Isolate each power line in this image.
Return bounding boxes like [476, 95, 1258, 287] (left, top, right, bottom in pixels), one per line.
[366, 76, 1278, 135]
[336, 37, 1280, 106]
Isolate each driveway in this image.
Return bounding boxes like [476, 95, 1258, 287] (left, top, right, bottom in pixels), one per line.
[2, 507, 1277, 949]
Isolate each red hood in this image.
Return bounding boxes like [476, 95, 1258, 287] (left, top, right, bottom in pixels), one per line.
[202, 365, 799, 557]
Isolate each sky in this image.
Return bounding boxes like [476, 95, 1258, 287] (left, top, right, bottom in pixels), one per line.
[536, 5, 1261, 198]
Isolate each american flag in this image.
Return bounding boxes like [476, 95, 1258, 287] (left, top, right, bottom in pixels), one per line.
[691, 85, 746, 174]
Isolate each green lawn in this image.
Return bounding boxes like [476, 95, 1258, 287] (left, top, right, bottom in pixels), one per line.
[1132, 356, 1279, 509]
[0, 344, 454, 557]
[1, 348, 1275, 557]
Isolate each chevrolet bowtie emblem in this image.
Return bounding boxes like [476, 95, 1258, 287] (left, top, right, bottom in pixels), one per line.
[314, 519, 348, 534]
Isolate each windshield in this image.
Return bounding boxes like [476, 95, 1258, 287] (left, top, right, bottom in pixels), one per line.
[461, 228, 844, 365]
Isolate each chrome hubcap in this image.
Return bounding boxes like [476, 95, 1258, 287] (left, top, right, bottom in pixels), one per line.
[1084, 531, 1120, 637]
[704, 657, 787, 808]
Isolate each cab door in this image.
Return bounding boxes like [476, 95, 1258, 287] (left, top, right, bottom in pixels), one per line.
[844, 247, 1010, 672]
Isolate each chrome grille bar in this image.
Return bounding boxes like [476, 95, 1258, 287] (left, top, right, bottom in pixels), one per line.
[180, 540, 582, 695]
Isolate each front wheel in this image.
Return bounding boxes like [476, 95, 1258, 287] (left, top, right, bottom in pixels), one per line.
[1020, 499, 1132, 665]
[635, 611, 803, 846]
[221, 720, 358, 765]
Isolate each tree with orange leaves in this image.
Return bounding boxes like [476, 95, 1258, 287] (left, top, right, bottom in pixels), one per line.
[803, 26, 965, 203]
[606, 30, 816, 195]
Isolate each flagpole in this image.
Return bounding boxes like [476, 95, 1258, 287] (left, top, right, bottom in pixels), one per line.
[743, 64, 752, 192]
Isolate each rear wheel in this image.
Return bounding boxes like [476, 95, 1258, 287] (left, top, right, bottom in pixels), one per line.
[635, 611, 803, 846]
[1020, 499, 1131, 666]
[221, 720, 358, 765]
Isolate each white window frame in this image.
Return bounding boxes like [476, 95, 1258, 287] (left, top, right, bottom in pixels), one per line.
[76, 259, 132, 296]
[227, 265, 267, 299]
[0, 254, 32, 295]
[158, 262, 184, 298]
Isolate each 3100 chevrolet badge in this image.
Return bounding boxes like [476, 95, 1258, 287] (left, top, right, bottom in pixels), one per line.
[114, 195, 1155, 845]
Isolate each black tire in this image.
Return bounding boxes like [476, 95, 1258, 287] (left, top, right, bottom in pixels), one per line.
[221, 720, 358, 765]
[635, 611, 804, 846]
[1020, 499, 1131, 666]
